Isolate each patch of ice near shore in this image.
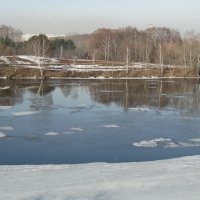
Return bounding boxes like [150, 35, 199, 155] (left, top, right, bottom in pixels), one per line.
[0, 126, 14, 131]
[12, 111, 41, 116]
[128, 107, 152, 112]
[102, 124, 120, 128]
[0, 131, 6, 138]
[0, 106, 13, 110]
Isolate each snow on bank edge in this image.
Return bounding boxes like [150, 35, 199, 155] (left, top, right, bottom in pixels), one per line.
[0, 156, 200, 200]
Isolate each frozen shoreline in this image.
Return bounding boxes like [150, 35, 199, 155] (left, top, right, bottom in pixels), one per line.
[1, 156, 200, 200]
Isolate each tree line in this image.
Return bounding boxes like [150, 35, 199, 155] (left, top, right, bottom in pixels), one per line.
[1, 24, 200, 69]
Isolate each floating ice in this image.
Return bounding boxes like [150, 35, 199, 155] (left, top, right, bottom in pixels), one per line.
[0, 126, 14, 131]
[62, 131, 75, 135]
[189, 138, 200, 142]
[102, 124, 120, 128]
[12, 111, 41, 116]
[128, 107, 152, 112]
[70, 127, 84, 131]
[0, 131, 6, 138]
[133, 138, 173, 148]
[44, 132, 60, 136]
[133, 138, 200, 148]
[0, 106, 13, 110]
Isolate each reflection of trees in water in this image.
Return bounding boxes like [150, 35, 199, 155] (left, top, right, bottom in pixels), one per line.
[29, 80, 55, 111]
[60, 84, 72, 97]
[89, 79, 200, 113]
[59, 82, 90, 100]
[0, 85, 23, 106]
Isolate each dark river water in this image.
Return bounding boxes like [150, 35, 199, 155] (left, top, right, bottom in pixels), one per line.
[1, 79, 200, 165]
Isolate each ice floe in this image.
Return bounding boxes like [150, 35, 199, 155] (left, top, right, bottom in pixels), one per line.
[44, 132, 60, 136]
[70, 127, 84, 131]
[0, 126, 14, 131]
[133, 138, 173, 148]
[133, 137, 200, 148]
[62, 131, 75, 135]
[189, 138, 200, 142]
[128, 107, 152, 112]
[0, 131, 6, 138]
[12, 111, 41, 116]
[0, 106, 13, 110]
[102, 124, 120, 128]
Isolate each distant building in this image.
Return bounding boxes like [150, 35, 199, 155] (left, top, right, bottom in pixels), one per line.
[147, 24, 153, 29]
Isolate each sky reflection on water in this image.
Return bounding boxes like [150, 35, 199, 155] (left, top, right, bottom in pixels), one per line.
[0, 79, 200, 164]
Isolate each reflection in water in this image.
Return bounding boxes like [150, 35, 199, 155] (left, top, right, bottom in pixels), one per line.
[0, 79, 200, 114]
[89, 79, 200, 114]
[1, 79, 200, 164]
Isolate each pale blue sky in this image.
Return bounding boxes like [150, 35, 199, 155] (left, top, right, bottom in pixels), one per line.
[0, 0, 200, 34]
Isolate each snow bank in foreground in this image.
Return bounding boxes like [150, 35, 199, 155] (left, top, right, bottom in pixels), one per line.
[0, 156, 200, 200]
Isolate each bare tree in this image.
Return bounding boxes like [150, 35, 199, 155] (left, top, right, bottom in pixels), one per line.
[28, 34, 50, 77]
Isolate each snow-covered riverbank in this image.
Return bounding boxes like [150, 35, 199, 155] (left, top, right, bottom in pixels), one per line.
[1, 156, 200, 200]
[0, 55, 197, 79]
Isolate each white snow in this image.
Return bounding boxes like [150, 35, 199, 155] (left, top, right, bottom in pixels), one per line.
[0, 126, 14, 131]
[44, 132, 60, 136]
[0, 86, 10, 90]
[0, 156, 200, 200]
[102, 124, 120, 128]
[0, 56, 10, 64]
[12, 111, 41, 116]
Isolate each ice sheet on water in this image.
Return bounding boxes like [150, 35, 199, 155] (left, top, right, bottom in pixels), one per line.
[189, 138, 200, 142]
[62, 131, 75, 135]
[133, 138, 173, 148]
[70, 127, 85, 131]
[44, 132, 60, 136]
[12, 111, 42, 116]
[128, 107, 153, 112]
[0, 131, 6, 138]
[133, 137, 200, 148]
[0, 126, 14, 131]
[102, 124, 120, 128]
[0, 106, 13, 110]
